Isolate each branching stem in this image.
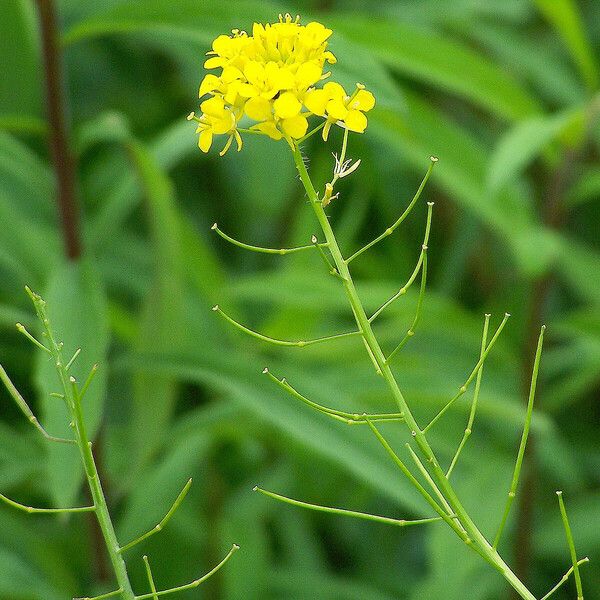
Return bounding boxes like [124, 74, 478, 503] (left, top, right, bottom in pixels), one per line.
[0, 364, 75, 444]
[540, 557, 589, 600]
[26, 287, 136, 600]
[75, 589, 124, 600]
[119, 479, 192, 553]
[422, 313, 511, 433]
[0, 493, 94, 513]
[556, 491, 584, 599]
[264, 368, 404, 425]
[143, 556, 159, 600]
[345, 157, 437, 264]
[133, 545, 239, 600]
[253, 486, 443, 528]
[290, 144, 537, 600]
[446, 314, 490, 478]
[369, 201, 433, 324]
[213, 305, 361, 348]
[212, 223, 328, 255]
[493, 326, 545, 549]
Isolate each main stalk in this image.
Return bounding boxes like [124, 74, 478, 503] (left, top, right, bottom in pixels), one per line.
[291, 144, 537, 600]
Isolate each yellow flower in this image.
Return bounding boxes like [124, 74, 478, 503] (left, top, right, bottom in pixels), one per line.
[305, 82, 376, 140]
[192, 13, 375, 153]
[192, 96, 242, 155]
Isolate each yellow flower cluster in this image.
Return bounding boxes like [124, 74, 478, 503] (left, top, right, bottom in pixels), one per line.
[190, 14, 375, 154]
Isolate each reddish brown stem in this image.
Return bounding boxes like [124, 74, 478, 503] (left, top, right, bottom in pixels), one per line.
[36, 0, 81, 260]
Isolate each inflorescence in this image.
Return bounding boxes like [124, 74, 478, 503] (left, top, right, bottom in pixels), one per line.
[189, 13, 375, 155]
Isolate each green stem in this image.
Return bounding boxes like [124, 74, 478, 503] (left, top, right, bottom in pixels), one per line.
[143, 556, 159, 600]
[540, 557, 589, 600]
[119, 479, 193, 554]
[76, 589, 124, 600]
[446, 314, 490, 478]
[368, 201, 432, 324]
[264, 369, 404, 425]
[0, 363, 75, 444]
[290, 145, 537, 600]
[422, 312, 510, 433]
[253, 486, 444, 528]
[28, 289, 136, 600]
[213, 305, 361, 348]
[345, 157, 437, 264]
[212, 223, 328, 255]
[133, 545, 239, 600]
[0, 493, 94, 513]
[493, 326, 545, 549]
[557, 491, 584, 599]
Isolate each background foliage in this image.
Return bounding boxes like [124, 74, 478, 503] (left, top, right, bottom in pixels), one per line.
[1, 0, 599, 598]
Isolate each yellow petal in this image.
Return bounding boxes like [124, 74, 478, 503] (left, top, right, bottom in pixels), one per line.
[212, 114, 235, 135]
[352, 90, 376, 112]
[200, 96, 226, 118]
[219, 134, 234, 156]
[269, 65, 295, 90]
[238, 83, 259, 98]
[252, 22, 266, 39]
[252, 121, 283, 140]
[204, 56, 224, 69]
[323, 51, 337, 64]
[199, 74, 221, 97]
[245, 96, 273, 121]
[273, 92, 302, 119]
[304, 22, 333, 45]
[323, 81, 346, 100]
[281, 115, 308, 139]
[224, 80, 241, 105]
[326, 98, 348, 121]
[244, 62, 264, 85]
[221, 66, 243, 83]
[198, 129, 213, 152]
[296, 63, 322, 88]
[212, 35, 233, 55]
[304, 89, 328, 116]
[234, 130, 243, 151]
[344, 110, 368, 133]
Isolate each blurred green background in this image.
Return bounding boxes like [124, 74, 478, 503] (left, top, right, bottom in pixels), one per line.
[1, 0, 599, 598]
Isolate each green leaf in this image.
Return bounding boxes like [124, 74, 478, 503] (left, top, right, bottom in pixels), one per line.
[487, 109, 582, 194]
[535, 0, 599, 91]
[367, 94, 554, 277]
[0, 114, 47, 136]
[567, 168, 600, 207]
[0, 0, 42, 118]
[0, 132, 54, 222]
[220, 481, 271, 600]
[0, 424, 42, 489]
[88, 119, 195, 252]
[0, 546, 63, 600]
[35, 258, 109, 507]
[329, 33, 406, 111]
[328, 16, 540, 121]
[126, 140, 185, 480]
[74, 111, 131, 156]
[462, 22, 585, 107]
[270, 568, 398, 600]
[117, 350, 431, 515]
[556, 236, 600, 306]
[0, 192, 60, 287]
[62, 0, 283, 47]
